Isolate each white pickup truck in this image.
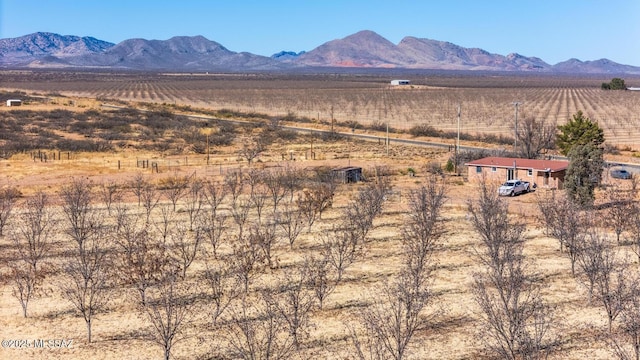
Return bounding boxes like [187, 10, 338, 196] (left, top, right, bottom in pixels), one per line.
[498, 180, 530, 196]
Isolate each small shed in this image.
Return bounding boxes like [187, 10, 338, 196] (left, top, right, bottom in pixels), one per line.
[390, 80, 410, 86]
[332, 166, 363, 184]
[6, 99, 22, 107]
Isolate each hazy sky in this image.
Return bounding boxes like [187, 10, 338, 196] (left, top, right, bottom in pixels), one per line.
[2, 0, 639, 66]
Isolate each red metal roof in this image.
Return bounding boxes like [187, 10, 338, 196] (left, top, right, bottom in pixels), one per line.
[465, 157, 568, 172]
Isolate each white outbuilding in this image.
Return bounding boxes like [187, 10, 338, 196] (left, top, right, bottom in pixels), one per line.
[390, 80, 410, 86]
[6, 99, 22, 107]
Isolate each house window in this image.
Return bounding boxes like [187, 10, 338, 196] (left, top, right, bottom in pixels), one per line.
[476, 166, 482, 173]
[527, 169, 533, 176]
[491, 167, 497, 172]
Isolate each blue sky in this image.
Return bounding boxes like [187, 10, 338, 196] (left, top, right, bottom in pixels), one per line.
[1, 0, 639, 66]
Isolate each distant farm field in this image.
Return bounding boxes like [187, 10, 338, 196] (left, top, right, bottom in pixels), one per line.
[2, 71, 640, 147]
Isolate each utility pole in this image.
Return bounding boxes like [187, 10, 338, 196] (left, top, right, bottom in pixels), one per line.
[386, 121, 389, 156]
[512, 102, 521, 154]
[456, 104, 461, 174]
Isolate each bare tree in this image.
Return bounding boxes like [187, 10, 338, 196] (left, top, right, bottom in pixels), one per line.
[183, 178, 204, 231]
[578, 230, 630, 330]
[344, 178, 392, 242]
[231, 236, 265, 292]
[59, 178, 111, 343]
[276, 201, 305, 249]
[468, 179, 557, 359]
[517, 116, 556, 159]
[349, 180, 444, 360]
[224, 294, 296, 360]
[115, 208, 170, 305]
[610, 277, 640, 360]
[203, 260, 244, 325]
[8, 261, 39, 318]
[263, 167, 289, 213]
[161, 174, 190, 212]
[247, 169, 269, 224]
[61, 230, 110, 343]
[628, 204, 640, 263]
[8, 191, 56, 317]
[142, 275, 195, 360]
[0, 186, 20, 236]
[169, 221, 203, 279]
[130, 173, 146, 207]
[11, 191, 56, 274]
[239, 136, 266, 165]
[141, 181, 161, 224]
[605, 184, 636, 244]
[304, 254, 336, 310]
[353, 274, 432, 360]
[538, 192, 588, 275]
[248, 219, 279, 269]
[321, 224, 361, 282]
[203, 179, 226, 215]
[270, 268, 315, 350]
[98, 180, 122, 215]
[200, 208, 227, 259]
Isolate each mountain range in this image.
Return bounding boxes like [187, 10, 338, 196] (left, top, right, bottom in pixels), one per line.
[1, 30, 639, 74]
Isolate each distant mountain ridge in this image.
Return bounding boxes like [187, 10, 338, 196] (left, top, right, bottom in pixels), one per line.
[1, 30, 639, 74]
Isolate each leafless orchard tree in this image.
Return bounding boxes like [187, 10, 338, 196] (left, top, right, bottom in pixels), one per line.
[610, 277, 640, 360]
[344, 177, 392, 243]
[269, 268, 315, 350]
[468, 179, 557, 359]
[248, 219, 279, 269]
[142, 274, 195, 360]
[262, 166, 290, 213]
[321, 224, 361, 283]
[8, 261, 39, 318]
[239, 136, 266, 165]
[231, 235, 266, 293]
[8, 192, 57, 317]
[348, 179, 445, 360]
[248, 169, 269, 224]
[154, 205, 175, 244]
[304, 254, 336, 310]
[224, 294, 296, 360]
[183, 178, 204, 231]
[11, 191, 56, 274]
[627, 204, 640, 263]
[203, 259, 244, 325]
[98, 180, 122, 215]
[577, 230, 630, 331]
[161, 174, 190, 212]
[516, 116, 556, 159]
[114, 208, 170, 306]
[203, 179, 227, 217]
[0, 186, 19, 237]
[141, 181, 162, 224]
[276, 201, 305, 249]
[604, 184, 637, 244]
[130, 172, 147, 207]
[169, 221, 204, 279]
[59, 178, 111, 343]
[538, 192, 589, 275]
[352, 274, 433, 360]
[297, 180, 336, 227]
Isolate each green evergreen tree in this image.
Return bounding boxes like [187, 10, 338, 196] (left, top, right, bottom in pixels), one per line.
[564, 143, 604, 207]
[556, 111, 605, 156]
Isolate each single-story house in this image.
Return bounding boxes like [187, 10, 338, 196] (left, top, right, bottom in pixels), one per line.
[6, 99, 22, 107]
[465, 157, 569, 189]
[332, 166, 363, 183]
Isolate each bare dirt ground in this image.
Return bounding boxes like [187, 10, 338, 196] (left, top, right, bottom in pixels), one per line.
[0, 81, 638, 359]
